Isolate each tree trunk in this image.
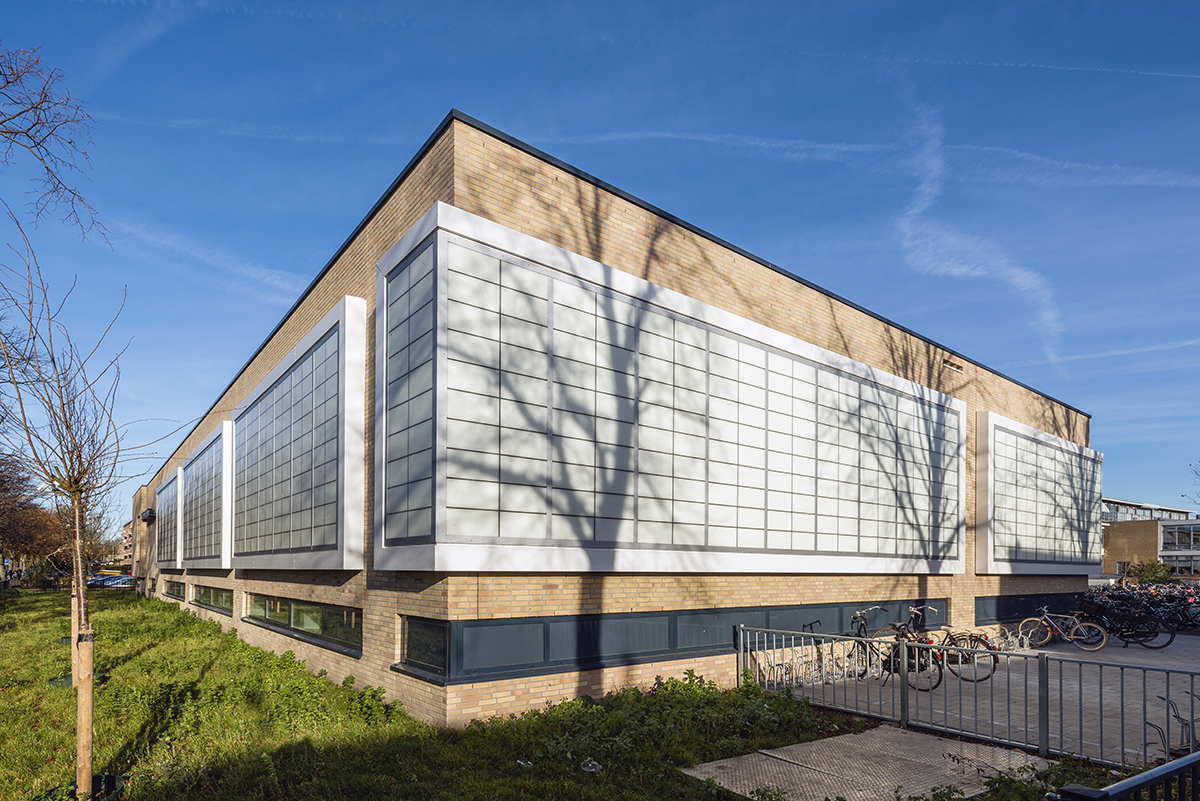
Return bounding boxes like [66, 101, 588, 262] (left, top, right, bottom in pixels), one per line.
[71, 580, 79, 686]
[76, 627, 94, 799]
[71, 494, 92, 799]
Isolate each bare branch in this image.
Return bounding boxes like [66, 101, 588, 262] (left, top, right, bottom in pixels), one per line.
[0, 42, 102, 239]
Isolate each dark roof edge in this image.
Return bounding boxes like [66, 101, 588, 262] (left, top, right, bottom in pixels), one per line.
[154, 108, 1089, 484]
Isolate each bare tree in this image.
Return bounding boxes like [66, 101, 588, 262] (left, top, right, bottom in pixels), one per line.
[0, 42, 108, 798]
[0, 256, 124, 798]
[1, 42, 100, 239]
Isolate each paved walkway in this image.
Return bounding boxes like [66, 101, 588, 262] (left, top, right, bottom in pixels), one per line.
[714, 630, 1200, 798]
[684, 725, 1048, 800]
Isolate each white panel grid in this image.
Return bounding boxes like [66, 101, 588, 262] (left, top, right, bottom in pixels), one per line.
[383, 243, 437, 544]
[183, 433, 222, 560]
[234, 327, 341, 555]
[155, 474, 179, 565]
[433, 239, 966, 563]
[979, 412, 1103, 573]
[374, 210, 972, 573]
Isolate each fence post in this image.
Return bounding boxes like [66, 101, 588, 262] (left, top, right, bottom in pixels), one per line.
[899, 642, 909, 729]
[1038, 652, 1050, 757]
[737, 625, 744, 688]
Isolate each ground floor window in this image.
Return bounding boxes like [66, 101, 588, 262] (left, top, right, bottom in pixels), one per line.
[404, 617, 448, 676]
[194, 584, 234, 615]
[247, 593, 362, 653]
[164, 580, 185, 600]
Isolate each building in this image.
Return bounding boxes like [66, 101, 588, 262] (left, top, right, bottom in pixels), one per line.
[118, 519, 134, 567]
[130, 111, 1104, 726]
[1100, 498, 1198, 578]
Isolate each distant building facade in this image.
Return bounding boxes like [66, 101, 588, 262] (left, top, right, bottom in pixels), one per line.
[1101, 498, 1199, 578]
[130, 111, 1104, 726]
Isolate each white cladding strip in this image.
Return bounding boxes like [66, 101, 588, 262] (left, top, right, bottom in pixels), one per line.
[379, 541, 963, 574]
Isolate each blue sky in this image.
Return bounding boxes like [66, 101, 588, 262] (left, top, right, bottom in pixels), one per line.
[6, 1, 1200, 519]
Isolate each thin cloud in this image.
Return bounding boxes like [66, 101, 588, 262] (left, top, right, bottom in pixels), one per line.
[93, 111, 417, 146]
[537, 131, 894, 163]
[1001, 337, 1200, 369]
[894, 99, 1065, 368]
[89, 2, 205, 83]
[947, 145, 1200, 190]
[111, 218, 308, 306]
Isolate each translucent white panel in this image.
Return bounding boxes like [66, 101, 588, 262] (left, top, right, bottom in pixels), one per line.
[709, 396, 739, 423]
[639, 520, 673, 544]
[594, 418, 636, 446]
[500, 316, 547, 350]
[675, 320, 707, 349]
[673, 500, 706, 525]
[709, 353, 739, 381]
[551, 489, 595, 516]
[447, 300, 500, 340]
[501, 344, 549, 380]
[500, 482, 547, 512]
[738, 528, 765, 548]
[596, 492, 636, 518]
[500, 287, 549, 323]
[595, 516, 637, 542]
[448, 507, 499, 537]
[595, 346, 636, 375]
[674, 523, 706, 546]
[552, 435, 596, 466]
[446, 479, 500, 510]
[709, 483, 739, 509]
[446, 450, 498, 481]
[674, 341, 707, 372]
[499, 511, 545, 538]
[448, 419, 498, 453]
[707, 526, 736, 547]
[500, 262, 549, 296]
[448, 270, 500, 313]
[674, 456, 706, 481]
[639, 330, 674, 361]
[554, 281, 595, 313]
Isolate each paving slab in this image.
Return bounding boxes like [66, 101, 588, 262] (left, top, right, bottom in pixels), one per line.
[683, 725, 1048, 800]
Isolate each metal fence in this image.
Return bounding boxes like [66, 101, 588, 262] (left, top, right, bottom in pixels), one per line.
[739, 625, 1200, 766]
[1048, 750, 1200, 800]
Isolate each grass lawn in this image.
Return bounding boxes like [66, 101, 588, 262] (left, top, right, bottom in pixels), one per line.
[1, 588, 868, 800]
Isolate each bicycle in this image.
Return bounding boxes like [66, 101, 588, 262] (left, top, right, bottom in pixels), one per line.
[872, 606, 999, 683]
[847, 606, 944, 691]
[1016, 607, 1108, 652]
[1077, 598, 1175, 650]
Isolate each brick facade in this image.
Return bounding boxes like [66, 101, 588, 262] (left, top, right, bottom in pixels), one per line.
[132, 113, 1094, 727]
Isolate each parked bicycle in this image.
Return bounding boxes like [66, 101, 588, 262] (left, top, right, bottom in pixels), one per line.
[870, 605, 998, 682]
[847, 606, 944, 690]
[1016, 607, 1108, 651]
[1077, 598, 1176, 650]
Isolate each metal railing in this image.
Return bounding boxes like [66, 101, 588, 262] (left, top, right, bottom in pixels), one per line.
[739, 625, 1200, 766]
[1047, 750, 1200, 799]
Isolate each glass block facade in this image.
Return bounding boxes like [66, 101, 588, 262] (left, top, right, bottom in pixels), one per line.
[979, 412, 1103, 572]
[382, 242, 436, 544]
[155, 474, 179, 566]
[375, 222, 969, 573]
[235, 327, 341, 555]
[183, 433, 223, 561]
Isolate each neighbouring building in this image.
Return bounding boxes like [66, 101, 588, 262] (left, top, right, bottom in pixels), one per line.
[1101, 497, 1198, 578]
[130, 111, 1104, 726]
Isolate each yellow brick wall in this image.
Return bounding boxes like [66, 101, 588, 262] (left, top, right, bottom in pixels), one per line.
[134, 115, 1093, 727]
